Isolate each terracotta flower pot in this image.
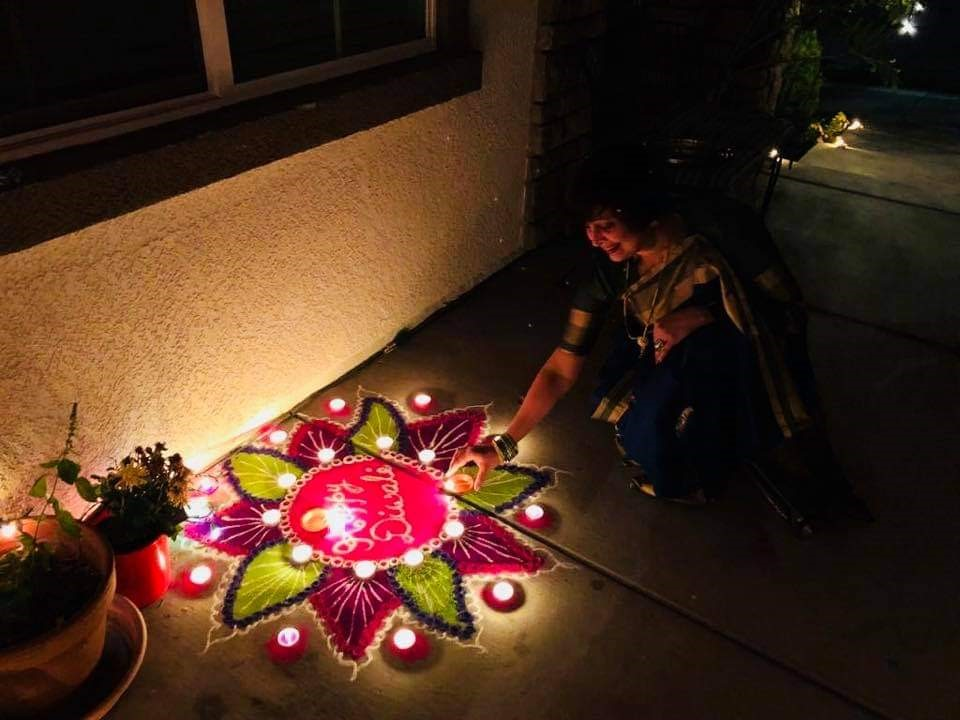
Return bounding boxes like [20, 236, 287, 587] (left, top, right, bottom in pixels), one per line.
[0, 518, 116, 717]
[114, 534, 172, 609]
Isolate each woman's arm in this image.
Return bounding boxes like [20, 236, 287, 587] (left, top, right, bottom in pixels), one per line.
[448, 347, 585, 488]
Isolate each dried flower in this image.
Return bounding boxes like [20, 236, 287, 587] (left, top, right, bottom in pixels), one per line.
[114, 461, 148, 490]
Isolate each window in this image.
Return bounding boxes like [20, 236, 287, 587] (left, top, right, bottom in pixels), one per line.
[0, 0, 434, 161]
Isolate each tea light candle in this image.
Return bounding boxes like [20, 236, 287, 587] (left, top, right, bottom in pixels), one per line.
[443, 474, 474, 494]
[268, 429, 288, 445]
[327, 397, 349, 416]
[265, 625, 309, 664]
[516, 503, 552, 530]
[0, 521, 18, 541]
[387, 627, 430, 663]
[178, 563, 216, 597]
[482, 579, 524, 612]
[411, 392, 434, 413]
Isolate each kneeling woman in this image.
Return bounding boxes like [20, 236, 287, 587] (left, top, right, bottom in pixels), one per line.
[450, 158, 847, 516]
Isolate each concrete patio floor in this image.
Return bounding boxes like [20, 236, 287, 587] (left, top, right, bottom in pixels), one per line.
[107, 86, 958, 719]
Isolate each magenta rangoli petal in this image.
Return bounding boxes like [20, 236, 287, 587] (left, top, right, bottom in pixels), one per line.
[308, 568, 402, 661]
[184, 499, 283, 556]
[288, 418, 350, 468]
[406, 407, 487, 472]
[442, 512, 544, 575]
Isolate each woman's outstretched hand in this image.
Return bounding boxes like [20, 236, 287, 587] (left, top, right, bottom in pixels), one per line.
[447, 443, 500, 491]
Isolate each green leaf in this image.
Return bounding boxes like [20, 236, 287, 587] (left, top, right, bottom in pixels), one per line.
[75, 476, 98, 502]
[226, 451, 305, 501]
[39, 459, 59, 469]
[457, 465, 545, 513]
[57, 458, 81, 485]
[224, 542, 325, 627]
[390, 553, 473, 636]
[29, 476, 48, 498]
[50, 500, 80, 538]
[350, 400, 399, 456]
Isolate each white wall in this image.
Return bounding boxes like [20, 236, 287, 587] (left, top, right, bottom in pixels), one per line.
[0, 1, 537, 514]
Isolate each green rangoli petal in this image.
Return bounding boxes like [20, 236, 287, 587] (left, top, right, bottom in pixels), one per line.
[224, 541, 325, 628]
[390, 553, 473, 637]
[351, 401, 400, 456]
[457, 465, 545, 512]
[227, 451, 304, 501]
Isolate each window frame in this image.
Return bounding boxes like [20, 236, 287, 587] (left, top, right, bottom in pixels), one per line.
[0, 0, 437, 163]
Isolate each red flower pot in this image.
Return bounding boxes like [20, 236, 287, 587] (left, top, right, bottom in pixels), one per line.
[114, 535, 171, 609]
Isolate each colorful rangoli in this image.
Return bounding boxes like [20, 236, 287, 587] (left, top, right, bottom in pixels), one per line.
[184, 394, 555, 671]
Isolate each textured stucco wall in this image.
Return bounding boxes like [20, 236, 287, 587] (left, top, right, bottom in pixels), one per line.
[0, 1, 536, 514]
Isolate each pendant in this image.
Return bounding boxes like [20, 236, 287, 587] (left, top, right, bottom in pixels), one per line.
[636, 335, 649, 356]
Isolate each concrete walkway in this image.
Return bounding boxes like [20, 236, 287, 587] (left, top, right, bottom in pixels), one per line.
[108, 86, 959, 720]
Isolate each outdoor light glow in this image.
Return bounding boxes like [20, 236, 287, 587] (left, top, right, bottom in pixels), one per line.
[524, 504, 545, 522]
[268, 429, 288, 444]
[318, 447, 336, 464]
[0, 521, 18, 541]
[291, 544, 314, 564]
[375, 435, 394, 451]
[492, 580, 515, 602]
[899, 17, 917, 35]
[443, 520, 465, 539]
[262, 508, 282, 527]
[413, 392, 432, 408]
[277, 472, 297, 489]
[768, 147, 780, 159]
[189, 564, 213, 586]
[403, 549, 425, 567]
[186, 497, 211, 519]
[354, 560, 377, 579]
[417, 448, 436, 465]
[392, 628, 416, 650]
[276, 627, 301, 648]
[328, 398, 347, 413]
[848, 118, 863, 130]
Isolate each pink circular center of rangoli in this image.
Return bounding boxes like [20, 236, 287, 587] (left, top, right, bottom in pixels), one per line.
[286, 458, 449, 563]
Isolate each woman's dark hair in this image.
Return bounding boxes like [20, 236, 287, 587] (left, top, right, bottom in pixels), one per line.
[568, 147, 677, 231]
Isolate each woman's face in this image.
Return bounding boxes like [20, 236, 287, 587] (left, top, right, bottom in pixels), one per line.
[584, 209, 651, 263]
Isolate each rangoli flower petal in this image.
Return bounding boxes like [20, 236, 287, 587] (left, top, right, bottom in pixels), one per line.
[308, 568, 403, 661]
[184, 499, 283, 556]
[457, 464, 553, 513]
[349, 397, 412, 457]
[222, 540, 326, 629]
[287, 419, 350, 468]
[388, 551, 474, 639]
[406, 407, 487, 473]
[442, 512, 544, 575]
[225, 448, 307, 502]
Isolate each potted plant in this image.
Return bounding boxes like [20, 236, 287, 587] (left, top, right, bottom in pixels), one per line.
[0, 404, 116, 717]
[88, 443, 191, 608]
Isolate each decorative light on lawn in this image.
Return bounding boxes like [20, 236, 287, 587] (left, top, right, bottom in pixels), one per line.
[261, 508, 282, 527]
[375, 435, 394, 451]
[403, 549, 425, 567]
[417, 448, 436, 465]
[1, 521, 18, 541]
[353, 560, 377, 579]
[318, 447, 336, 464]
[291, 543, 314, 564]
[277, 472, 297, 489]
[898, 17, 917, 35]
[268, 429, 288, 445]
[443, 519, 465, 539]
